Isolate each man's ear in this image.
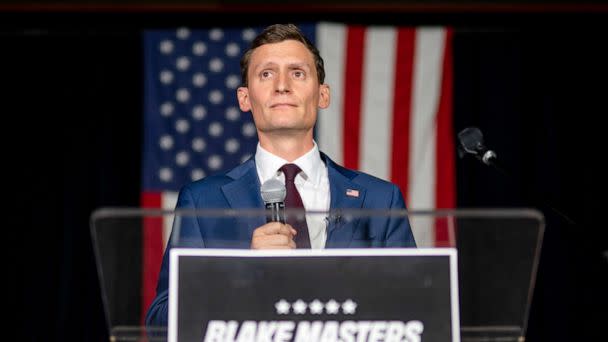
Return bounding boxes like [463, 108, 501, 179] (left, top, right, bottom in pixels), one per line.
[318, 84, 330, 109]
[237, 87, 251, 112]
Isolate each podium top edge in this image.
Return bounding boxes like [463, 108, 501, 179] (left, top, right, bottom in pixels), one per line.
[90, 207, 545, 221]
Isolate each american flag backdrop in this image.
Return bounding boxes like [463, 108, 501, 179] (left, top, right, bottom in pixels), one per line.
[141, 22, 455, 321]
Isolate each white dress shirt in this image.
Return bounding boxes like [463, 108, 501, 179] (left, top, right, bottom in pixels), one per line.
[255, 141, 330, 249]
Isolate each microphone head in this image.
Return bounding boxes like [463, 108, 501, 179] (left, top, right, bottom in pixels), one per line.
[457, 127, 487, 156]
[260, 178, 286, 203]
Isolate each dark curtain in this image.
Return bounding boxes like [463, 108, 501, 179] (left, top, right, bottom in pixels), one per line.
[5, 11, 606, 342]
[453, 27, 608, 341]
[7, 28, 142, 341]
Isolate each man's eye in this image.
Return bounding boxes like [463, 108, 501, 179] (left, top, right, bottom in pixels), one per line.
[293, 71, 304, 78]
[261, 71, 272, 78]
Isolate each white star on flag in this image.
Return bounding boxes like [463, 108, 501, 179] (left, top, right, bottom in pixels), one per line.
[342, 299, 357, 314]
[309, 299, 324, 314]
[292, 299, 307, 314]
[275, 299, 290, 315]
[325, 299, 340, 314]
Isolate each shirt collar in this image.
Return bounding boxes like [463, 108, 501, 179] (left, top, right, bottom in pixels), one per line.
[255, 141, 324, 186]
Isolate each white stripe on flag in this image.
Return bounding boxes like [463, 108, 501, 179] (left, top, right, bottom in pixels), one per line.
[161, 191, 178, 250]
[408, 27, 446, 247]
[316, 25, 450, 246]
[360, 27, 397, 181]
[317, 22, 346, 164]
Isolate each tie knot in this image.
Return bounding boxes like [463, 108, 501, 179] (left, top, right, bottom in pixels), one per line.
[279, 163, 301, 182]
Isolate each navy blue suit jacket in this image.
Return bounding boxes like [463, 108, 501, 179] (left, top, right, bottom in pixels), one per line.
[145, 152, 416, 326]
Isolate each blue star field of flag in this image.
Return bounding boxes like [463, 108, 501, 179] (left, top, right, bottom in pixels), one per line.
[143, 25, 315, 192]
[143, 26, 262, 192]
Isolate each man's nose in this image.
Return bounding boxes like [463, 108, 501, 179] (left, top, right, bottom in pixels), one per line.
[275, 72, 291, 94]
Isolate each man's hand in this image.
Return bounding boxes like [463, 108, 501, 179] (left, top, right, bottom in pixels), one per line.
[251, 222, 297, 249]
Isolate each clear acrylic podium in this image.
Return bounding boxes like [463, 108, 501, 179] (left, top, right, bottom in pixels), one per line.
[91, 208, 544, 342]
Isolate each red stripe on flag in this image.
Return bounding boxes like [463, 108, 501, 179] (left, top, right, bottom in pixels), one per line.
[391, 28, 416, 200]
[343, 26, 365, 170]
[141, 192, 163, 324]
[435, 28, 456, 247]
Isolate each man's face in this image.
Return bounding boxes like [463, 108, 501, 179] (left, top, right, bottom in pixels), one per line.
[237, 40, 330, 135]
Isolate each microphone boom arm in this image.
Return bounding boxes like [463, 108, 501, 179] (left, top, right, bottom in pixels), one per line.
[457, 126, 576, 225]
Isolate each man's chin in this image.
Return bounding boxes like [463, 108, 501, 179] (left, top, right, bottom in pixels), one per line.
[261, 125, 312, 135]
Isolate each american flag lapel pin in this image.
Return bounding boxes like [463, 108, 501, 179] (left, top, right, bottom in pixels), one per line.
[346, 189, 359, 198]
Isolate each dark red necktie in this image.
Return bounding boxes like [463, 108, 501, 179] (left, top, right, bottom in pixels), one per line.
[279, 163, 311, 249]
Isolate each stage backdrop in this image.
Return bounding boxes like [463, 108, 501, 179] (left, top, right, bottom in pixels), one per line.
[7, 11, 607, 342]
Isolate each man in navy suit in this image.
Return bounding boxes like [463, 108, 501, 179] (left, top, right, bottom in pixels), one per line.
[146, 23, 416, 326]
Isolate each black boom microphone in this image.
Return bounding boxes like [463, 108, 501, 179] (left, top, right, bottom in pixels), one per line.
[457, 126, 575, 225]
[457, 127, 497, 166]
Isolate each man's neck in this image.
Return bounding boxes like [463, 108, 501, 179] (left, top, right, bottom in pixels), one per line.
[258, 132, 314, 162]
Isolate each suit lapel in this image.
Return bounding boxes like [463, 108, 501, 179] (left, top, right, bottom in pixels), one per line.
[323, 155, 367, 248]
[221, 159, 266, 238]
[218, 154, 368, 247]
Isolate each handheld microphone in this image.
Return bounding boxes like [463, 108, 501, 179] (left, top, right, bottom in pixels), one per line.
[260, 178, 286, 223]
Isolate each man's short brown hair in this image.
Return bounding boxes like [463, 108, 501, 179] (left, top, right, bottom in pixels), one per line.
[240, 24, 325, 87]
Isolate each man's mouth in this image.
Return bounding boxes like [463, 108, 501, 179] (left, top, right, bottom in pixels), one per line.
[270, 103, 297, 108]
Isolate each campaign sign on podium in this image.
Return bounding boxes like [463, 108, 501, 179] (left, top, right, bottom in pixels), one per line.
[168, 249, 460, 342]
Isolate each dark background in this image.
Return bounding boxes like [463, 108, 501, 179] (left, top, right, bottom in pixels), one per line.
[4, 3, 607, 341]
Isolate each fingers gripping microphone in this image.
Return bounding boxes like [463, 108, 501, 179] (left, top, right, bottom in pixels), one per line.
[457, 127, 497, 166]
[260, 178, 286, 223]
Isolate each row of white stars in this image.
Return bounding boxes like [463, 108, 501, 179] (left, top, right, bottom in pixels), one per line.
[162, 56, 234, 75]
[160, 103, 242, 121]
[158, 152, 253, 182]
[274, 299, 357, 315]
[159, 136, 243, 155]
[160, 27, 257, 51]
[156, 119, 256, 139]
[161, 42, 241, 59]
[158, 29, 256, 58]
[160, 70, 240, 88]
[161, 87, 229, 105]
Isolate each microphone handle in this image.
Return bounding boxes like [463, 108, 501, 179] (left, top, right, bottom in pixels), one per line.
[265, 202, 285, 223]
